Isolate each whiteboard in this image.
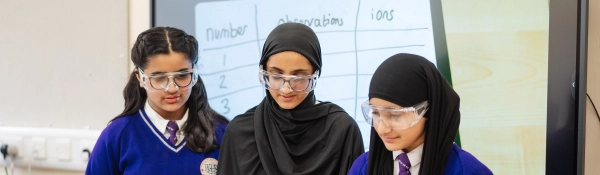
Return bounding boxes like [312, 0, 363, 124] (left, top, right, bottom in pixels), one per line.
[194, 0, 442, 147]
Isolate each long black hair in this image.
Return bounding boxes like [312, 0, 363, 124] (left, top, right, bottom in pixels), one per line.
[112, 26, 229, 153]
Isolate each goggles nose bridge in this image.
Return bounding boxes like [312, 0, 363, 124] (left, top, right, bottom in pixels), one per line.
[278, 79, 294, 91]
[163, 76, 180, 91]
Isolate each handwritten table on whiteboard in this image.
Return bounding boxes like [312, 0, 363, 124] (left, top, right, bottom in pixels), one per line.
[195, 0, 439, 148]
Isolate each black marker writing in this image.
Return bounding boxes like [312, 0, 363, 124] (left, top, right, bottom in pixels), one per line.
[371, 9, 394, 21]
[278, 14, 344, 27]
[206, 23, 248, 41]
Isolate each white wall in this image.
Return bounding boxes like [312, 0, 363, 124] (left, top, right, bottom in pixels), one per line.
[0, 0, 149, 174]
[0, 0, 129, 130]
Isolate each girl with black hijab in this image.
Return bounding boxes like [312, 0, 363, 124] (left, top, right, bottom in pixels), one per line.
[348, 54, 492, 175]
[217, 23, 365, 175]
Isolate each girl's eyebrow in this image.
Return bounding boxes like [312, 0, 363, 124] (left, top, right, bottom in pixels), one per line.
[291, 69, 310, 74]
[150, 68, 190, 75]
[267, 66, 283, 73]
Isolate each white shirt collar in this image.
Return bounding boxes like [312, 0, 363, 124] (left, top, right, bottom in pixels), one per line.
[144, 100, 188, 133]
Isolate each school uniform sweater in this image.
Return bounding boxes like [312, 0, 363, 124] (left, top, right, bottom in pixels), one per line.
[348, 143, 493, 175]
[85, 108, 226, 175]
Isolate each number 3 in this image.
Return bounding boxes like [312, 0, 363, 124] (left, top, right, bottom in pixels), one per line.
[221, 99, 230, 114]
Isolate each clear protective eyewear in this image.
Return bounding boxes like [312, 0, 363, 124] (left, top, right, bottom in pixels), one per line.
[138, 68, 198, 92]
[361, 100, 429, 130]
[258, 66, 319, 93]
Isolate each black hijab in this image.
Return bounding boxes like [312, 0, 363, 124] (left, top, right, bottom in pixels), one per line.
[217, 23, 364, 175]
[366, 53, 460, 175]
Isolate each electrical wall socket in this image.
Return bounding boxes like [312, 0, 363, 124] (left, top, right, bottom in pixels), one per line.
[0, 126, 101, 171]
[0, 136, 24, 158]
[55, 138, 71, 161]
[79, 139, 95, 162]
[31, 137, 47, 160]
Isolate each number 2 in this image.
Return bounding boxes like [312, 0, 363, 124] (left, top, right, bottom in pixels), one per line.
[220, 75, 227, 89]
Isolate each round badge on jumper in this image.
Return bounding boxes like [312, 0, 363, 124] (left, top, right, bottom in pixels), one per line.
[200, 158, 218, 175]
